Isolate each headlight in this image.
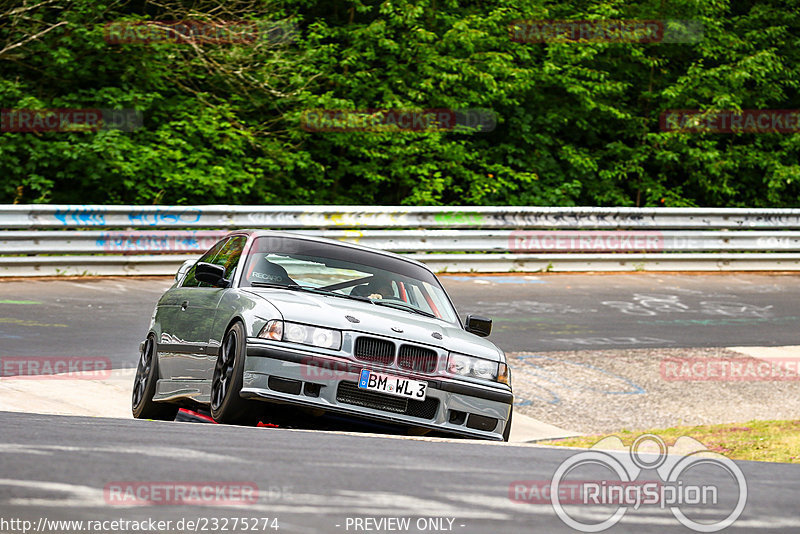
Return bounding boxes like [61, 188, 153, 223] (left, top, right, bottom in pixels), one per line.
[447, 352, 502, 382]
[258, 320, 342, 350]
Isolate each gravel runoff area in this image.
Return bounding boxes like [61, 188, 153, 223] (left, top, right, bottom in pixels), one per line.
[508, 347, 800, 435]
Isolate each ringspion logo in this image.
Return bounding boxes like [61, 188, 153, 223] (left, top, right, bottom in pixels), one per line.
[512, 434, 747, 532]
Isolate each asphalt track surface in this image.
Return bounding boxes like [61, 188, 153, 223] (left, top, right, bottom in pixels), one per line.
[2, 411, 799, 533]
[2, 273, 800, 533]
[1, 273, 799, 366]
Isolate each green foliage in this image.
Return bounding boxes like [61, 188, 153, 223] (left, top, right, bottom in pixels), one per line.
[0, 0, 799, 206]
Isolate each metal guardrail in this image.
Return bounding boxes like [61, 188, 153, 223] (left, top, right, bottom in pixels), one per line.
[4, 229, 800, 254]
[2, 253, 800, 278]
[2, 204, 800, 229]
[2, 205, 800, 276]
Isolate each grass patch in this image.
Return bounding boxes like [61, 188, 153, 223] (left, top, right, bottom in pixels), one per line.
[542, 420, 800, 463]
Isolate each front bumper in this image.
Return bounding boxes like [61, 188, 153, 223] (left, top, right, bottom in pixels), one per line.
[241, 340, 513, 441]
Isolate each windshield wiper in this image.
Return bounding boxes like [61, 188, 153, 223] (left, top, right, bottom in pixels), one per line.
[250, 282, 305, 290]
[249, 282, 373, 303]
[372, 299, 437, 318]
[294, 286, 374, 303]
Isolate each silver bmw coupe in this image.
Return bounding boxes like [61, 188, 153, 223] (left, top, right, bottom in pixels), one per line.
[132, 230, 513, 441]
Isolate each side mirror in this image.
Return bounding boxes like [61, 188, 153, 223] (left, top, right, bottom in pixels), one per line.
[195, 262, 228, 287]
[465, 314, 492, 337]
[175, 259, 196, 282]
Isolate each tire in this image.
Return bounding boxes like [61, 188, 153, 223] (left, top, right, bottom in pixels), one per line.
[210, 321, 252, 424]
[502, 409, 513, 442]
[132, 335, 179, 420]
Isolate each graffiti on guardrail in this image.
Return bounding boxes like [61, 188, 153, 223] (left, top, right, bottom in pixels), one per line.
[15, 205, 800, 229]
[128, 208, 203, 226]
[747, 214, 800, 226]
[247, 211, 299, 226]
[5, 205, 800, 276]
[756, 236, 800, 248]
[54, 207, 106, 226]
[246, 210, 401, 227]
[432, 212, 486, 226]
[95, 231, 227, 253]
[52, 206, 204, 226]
[489, 212, 656, 228]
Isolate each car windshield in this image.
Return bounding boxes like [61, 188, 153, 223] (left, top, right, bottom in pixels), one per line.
[240, 236, 459, 324]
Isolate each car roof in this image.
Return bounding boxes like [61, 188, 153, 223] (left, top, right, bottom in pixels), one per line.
[223, 229, 434, 272]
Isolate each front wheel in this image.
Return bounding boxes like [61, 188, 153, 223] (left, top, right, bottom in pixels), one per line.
[132, 335, 178, 420]
[210, 322, 251, 424]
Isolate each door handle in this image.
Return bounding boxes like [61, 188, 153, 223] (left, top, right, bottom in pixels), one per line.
[181, 301, 189, 311]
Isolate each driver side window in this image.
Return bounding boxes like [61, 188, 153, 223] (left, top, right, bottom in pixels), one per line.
[213, 236, 247, 280]
[181, 238, 230, 288]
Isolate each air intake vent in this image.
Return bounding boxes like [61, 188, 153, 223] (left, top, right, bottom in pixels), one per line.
[336, 381, 407, 413]
[466, 414, 498, 432]
[336, 382, 439, 420]
[398, 345, 439, 374]
[268, 376, 302, 395]
[354, 336, 395, 365]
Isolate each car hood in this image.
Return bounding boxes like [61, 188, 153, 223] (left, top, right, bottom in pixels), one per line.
[243, 288, 504, 361]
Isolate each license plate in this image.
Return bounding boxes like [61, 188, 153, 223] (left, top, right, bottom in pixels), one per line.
[358, 369, 427, 400]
